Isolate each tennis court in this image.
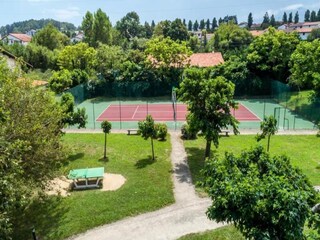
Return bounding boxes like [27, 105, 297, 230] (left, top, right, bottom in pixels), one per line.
[96, 103, 260, 122]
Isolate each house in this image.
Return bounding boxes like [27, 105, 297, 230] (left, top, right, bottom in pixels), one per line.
[71, 32, 84, 43]
[1, 33, 32, 46]
[26, 29, 37, 37]
[188, 52, 224, 67]
[238, 22, 248, 28]
[0, 47, 33, 69]
[250, 30, 266, 37]
[294, 28, 313, 40]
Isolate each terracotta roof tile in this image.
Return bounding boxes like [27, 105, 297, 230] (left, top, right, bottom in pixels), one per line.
[189, 52, 224, 67]
[10, 33, 32, 42]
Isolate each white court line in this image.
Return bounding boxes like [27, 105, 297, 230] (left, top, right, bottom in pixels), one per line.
[239, 103, 262, 121]
[96, 104, 111, 121]
[132, 105, 139, 119]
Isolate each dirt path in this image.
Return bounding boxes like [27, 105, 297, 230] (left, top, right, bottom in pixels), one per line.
[68, 132, 223, 240]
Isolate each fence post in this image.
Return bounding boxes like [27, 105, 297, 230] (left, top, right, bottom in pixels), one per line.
[92, 102, 95, 129]
[119, 100, 122, 129]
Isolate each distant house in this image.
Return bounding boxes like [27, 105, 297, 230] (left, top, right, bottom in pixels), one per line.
[0, 47, 33, 69]
[292, 28, 313, 40]
[26, 29, 37, 37]
[238, 22, 248, 28]
[188, 52, 224, 67]
[1, 33, 32, 46]
[189, 31, 214, 42]
[250, 30, 266, 37]
[71, 32, 84, 43]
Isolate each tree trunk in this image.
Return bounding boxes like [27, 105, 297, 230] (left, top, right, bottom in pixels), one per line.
[267, 134, 271, 152]
[205, 139, 212, 159]
[151, 137, 155, 160]
[104, 133, 107, 159]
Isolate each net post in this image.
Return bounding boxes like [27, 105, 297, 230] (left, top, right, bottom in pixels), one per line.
[92, 101, 95, 129]
[119, 100, 122, 130]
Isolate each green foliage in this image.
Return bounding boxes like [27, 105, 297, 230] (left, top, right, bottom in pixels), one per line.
[49, 69, 72, 93]
[290, 39, 320, 99]
[138, 115, 157, 160]
[60, 93, 87, 128]
[256, 115, 278, 152]
[101, 120, 112, 134]
[116, 11, 145, 40]
[166, 18, 189, 41]
[181, 122, 197, 140]
[155, 123, 167, 141]
[308, 28, 320, 41]
[32, 23, 69, 50]
[248, 13, 253, 29]
[81, 11, 94, 45]
[24, 43, 57, 70]
[201, 146, 318, 240]
[247, 27, 300, 80]
[179, 68, 239, 158]
[57, 42, 97, 72]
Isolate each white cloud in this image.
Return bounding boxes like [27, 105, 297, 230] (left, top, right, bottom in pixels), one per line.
[52, 7, 81, 21]
[282, 4, 304, 11]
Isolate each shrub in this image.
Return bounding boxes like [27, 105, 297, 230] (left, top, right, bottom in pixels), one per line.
[155, 123, 167, 141]
[181, 123, 197, 139]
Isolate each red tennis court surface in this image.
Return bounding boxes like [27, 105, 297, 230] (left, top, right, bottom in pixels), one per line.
[96, 103, 260, 122]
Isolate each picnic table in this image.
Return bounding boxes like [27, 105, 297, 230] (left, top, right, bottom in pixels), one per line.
[68, 167, 104, 190]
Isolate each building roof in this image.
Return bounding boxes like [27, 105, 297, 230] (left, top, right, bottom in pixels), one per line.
[295, 28, 314, 33]
[9, 33, 32, 42]
[303, 21, 320, 26]
[250, 30, 265, 37]
[189, 52, 224, 67]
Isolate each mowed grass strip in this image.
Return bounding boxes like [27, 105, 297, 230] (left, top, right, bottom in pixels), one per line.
[184, 135, 320, 194]
[13, 133, 174, 240]
[178, 225, 245, 240]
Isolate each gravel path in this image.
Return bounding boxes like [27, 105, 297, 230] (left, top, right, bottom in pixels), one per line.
[68, 132, 223, 240]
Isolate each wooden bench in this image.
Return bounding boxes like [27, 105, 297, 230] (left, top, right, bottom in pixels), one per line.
[220, 129, 230, 136]
[127, 129, 139, 135]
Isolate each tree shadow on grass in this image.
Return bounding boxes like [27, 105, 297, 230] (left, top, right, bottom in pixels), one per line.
[12, 195, 69, 240]
[67, 152, 85, 162]
[135, 156, 156, 169]
[98, 156, 109, 163]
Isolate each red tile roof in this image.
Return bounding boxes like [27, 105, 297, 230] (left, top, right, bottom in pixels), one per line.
[295, 28, 314, 33]
[189, 52, 224, 67]
[10, 33, 32, 42]
[250, 30, 265, 37]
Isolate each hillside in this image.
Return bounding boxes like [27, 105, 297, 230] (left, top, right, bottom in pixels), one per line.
[0, 18, 77, 36]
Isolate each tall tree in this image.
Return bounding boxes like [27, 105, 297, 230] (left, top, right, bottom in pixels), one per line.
[151, 20, 156, 30]
[294, 11, 299, 23]
[256, 115, 277, 152]
[81, 11, 94, 46]
[288, 12, 293, 23]
[188, 20, 193, 31]
[262, 12, 270, 24]
[101, 120, 111, 159]
[199, 19, 205, 30]
[311, 10, 317, 22]
[206, 19, 210, 32]
[305, 9, 311, 22]
[144, 21, 153, 38]
[317, 9, 320, 21]
[178, 68, 239, 158]
[282, 12, 288, 23]
[201, 146, 318, 240]
[92, 8, 112, 47]
[167, 18, 189, 41]
[212, 18, 218, 31]
[183, 18, 186, 26]
[116, 11, 144, 40]
[248, 13, 253, 29]
[270, 14, 276, 26]
[218, 17, 223, 25]
[193, 20, 199, 31]
[138, 115, 157, 160]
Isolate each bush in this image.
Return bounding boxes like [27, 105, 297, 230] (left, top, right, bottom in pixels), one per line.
[155, 123, 167, 141]
[181, 123, 197, 139]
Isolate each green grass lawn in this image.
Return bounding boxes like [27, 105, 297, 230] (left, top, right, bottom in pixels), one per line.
[184, 135, 320, 195]
[13, 133, 174, 240]
[178, 226, 245, 240]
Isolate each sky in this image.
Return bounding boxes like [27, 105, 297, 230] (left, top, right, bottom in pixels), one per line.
[1, 0, 320, 28]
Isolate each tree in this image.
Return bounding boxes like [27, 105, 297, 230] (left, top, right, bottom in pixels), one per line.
[152, 20, 170, 37]
[188, 20, 193, 31]
[101, 120, 111, 159]
[317, 9, 320, 21]
[247, 27, 300, 80]
[288, 12, 293, 23]
[212, 17, 218, 31]
[81, 11, 94, 46]
[183, 19, 186, 27]
[193, 20, 199, 31]
[307, 28, 320, 41]
[201, 146, 318, 240]
[270, 14, 276, 26]
[167, 18, 189, 41]
[311, 10, 317, 22]
[294, 11, 299, 23]
[116, 11, 144, 40]
[248, 13, 253, 29]
[305, 9, 311, 22]
[262, 12, 270, 24]
[144, 21, 153, 38]
[256, 115, 277, 152]
[92, 8, 112, 47]
[32, 23, 69, 50]
[199, 19, 205, 30]
[205, 19, 210, 32]
[178, 68, 239, 158]
[138, 115, 157, 160]
[282, 12, 288, 23]
[289, 39, 320, 99]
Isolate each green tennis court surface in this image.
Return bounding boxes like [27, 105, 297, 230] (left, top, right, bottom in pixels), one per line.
[68, 97, 316, 130]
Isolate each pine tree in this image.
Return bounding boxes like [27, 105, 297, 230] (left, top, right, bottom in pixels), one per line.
[248, 13, 253, 29]
[288, 12, 293, 23]
[311, 10, 317, 22]
[282, 12, 288, 23]
[212, 18, 218, 31]
[206, 19, 210, 32]
[305, 10, 310, 22]
[294, 11, 299, 23]
[270, 14, 276, 26]
[317, 9, 320, 21]
[151, 20, 156, 29]
[193, 20, 199, 31]
[218, 18, 223, 25]
[262, 12, 270, 24]
[188, 20, 193, 31]
[199, 19, 205, 30]
[183, 19, 186, 26]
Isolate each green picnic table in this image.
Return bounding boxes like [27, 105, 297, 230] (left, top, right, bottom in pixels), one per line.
[68, 167, 105, 190]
